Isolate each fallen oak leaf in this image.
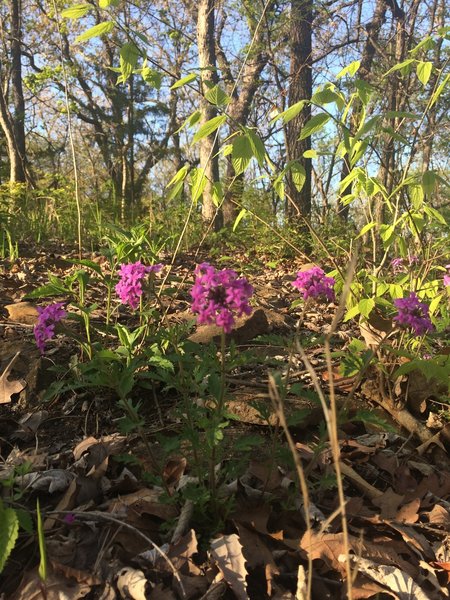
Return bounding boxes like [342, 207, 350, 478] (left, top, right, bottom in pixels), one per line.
[0, 352, 26, 404]
[210, 534, 248, 600]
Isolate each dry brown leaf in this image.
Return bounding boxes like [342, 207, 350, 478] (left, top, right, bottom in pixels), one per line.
[430, 562, 450, 584]
[210, 534, 249, 600]
[0, 352, 26, 404]
[350, 556, 433, 599]
[116, 567, 147, 600]
[5, 301, 39, 324]
[10, 566, 91, 600]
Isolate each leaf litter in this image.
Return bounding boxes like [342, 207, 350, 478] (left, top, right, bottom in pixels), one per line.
[0, 248, 449, 599]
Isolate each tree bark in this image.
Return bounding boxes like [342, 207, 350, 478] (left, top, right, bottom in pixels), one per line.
[196, 0, 222, 230]
[285, 0, 313, 221]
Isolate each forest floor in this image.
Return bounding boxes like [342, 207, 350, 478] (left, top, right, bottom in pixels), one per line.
[1, 245, 449, 600]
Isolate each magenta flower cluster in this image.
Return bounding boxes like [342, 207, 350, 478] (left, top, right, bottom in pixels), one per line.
[390, 255, 419, 274]
[394, 292, 433, 335]
[190, 263, 253, 333]
[34, 302, 67, 353]
[292, 266, 335, 302]
[444, 265, 450, 288]
[115, 261, 163, 310]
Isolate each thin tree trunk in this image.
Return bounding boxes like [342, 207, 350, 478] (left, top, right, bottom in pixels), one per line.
[285, 0, 313, 221]
[197, 0, 222, 230]
[10, 0, 26, 183]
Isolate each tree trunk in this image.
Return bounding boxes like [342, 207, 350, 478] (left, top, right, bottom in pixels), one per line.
[10, 0, 26, 183]
[196, 0, 222, 231]
[0, 0, 28, 185]
[337, 0, 387, 220]
[285, 0, 313, 221]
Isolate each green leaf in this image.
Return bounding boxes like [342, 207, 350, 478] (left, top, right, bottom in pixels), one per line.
[272, 100, 307, 124]
[356, 221, 377, 238]
[192, 114, 226, 143]
[423, 205, 448, 225]
[170, 73, 197, 89]
[344, 304, 361, 321]
[416, 61, 432, 86]
[233, 208, 247, 231]
[141, 64, 162, 89]
[429, 73, 449, 109]
[0, 501, 19, 574]
[355, 79, 374, 105]
[117, 42, 140, 84]
[383, 59, 414, 77]
[303, 149, 317, 158]
[75, 20, 115, 43]
[246, 129, 265, 165]
[299, 113, 330, 140]
[429, 294, 442, 315]
[232, 135, 253, 175]
[384, 110, 418, 119]
[312, 86, 344, 110]
[358, 298, 375, 318]
[288, 161, 306, 192]
[336, 60, 360, 79]
[205, 85, 231, 106]
[189, 168, 207, 203]
[421, 170, 436, 195]
[61, 4, 92, 18]
[36, 499, 47, 582]
[212, 181, 223, 207]
[99, 0, 120, 7]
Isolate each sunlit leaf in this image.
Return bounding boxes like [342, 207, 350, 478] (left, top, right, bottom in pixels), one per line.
[75, 20, 115, 43]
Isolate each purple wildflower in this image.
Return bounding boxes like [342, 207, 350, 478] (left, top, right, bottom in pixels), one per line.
[444, 265, 450, 288]
[190, 263, 253, 333]
[64, 513, 76, 525]
[292, 266, 335, 302]
[391, 257, 405, 273]
[393, 292, 433, 336]
[391, 255, 419, 274]
[34, 302, 67, 353]
[115, 261, 163, 310]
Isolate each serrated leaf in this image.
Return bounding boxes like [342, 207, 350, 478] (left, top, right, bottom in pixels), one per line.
[299, 113, 330, 140]
[141, 65, 162, 89]
[429, 73, 450, 109]
[416, 61, 432, 86]
[99, 0, 120, 7]
[171, 72, 197, 89]
[232, 135, 253, 175]
[272, 100, 307, 124]
[233, 208, 247, 231]
[385, 110, 418, 119]
[205, 85, 231, 106]
[189, 168, 207, 203]
[61, 4, 92, 18]
[0, 501, 19, 574]
[288, 161, 306, 192]
[312, 86, 344, 110]
[246, 129, 265, 165]
[356, 221, 377, 238]
[117, 42, 140, 84]
[383, 59, 414, 77]
[344, 304, 361, 321]
[212, 181, 223, 207]
[193, 114, 226, 144]
[75, 20, 115, 43]
[421, 170, 436, 195]
[336, 60, 360, 79]
[358, 298, 375, 318]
